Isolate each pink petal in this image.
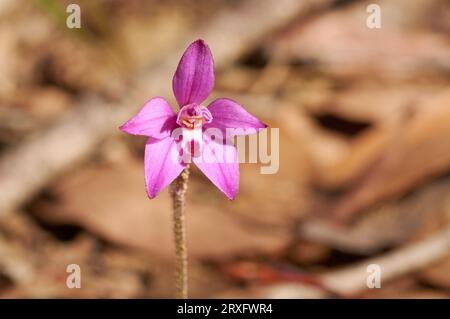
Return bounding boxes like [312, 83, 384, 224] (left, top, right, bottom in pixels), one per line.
[172, 39, 214, 107]
[193, 133, 239, 200]
[204, 98, 267, 137]
[120, 97, 177, 139]
[144, 137, 185, 198]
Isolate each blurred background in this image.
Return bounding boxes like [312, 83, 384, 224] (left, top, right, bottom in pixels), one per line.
[0, 0, 449, 298]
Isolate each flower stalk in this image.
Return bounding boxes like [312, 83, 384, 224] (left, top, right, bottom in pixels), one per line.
[170, 166, 190, 299]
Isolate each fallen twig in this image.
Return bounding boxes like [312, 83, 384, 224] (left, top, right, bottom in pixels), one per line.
[0, 236, 35, 284]
[253, 227, 450, 298]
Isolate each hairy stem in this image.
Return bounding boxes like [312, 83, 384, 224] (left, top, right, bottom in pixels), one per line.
[170, 166, 190, 299]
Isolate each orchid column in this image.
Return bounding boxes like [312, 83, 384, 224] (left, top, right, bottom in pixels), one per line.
[120, 40, 267, 298]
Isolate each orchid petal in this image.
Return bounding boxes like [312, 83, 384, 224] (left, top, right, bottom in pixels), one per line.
[172, 39, 214, 106]
[193, 133, 239, 200]
[204, 98, 267, 137]
[120, 97, 177, 139]
[144, 137, 185, 198]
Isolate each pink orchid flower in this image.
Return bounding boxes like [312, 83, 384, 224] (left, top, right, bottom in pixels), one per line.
[119, 39, 267, 200]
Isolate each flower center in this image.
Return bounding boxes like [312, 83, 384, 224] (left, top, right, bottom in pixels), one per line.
[176, 103, 212, 129]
